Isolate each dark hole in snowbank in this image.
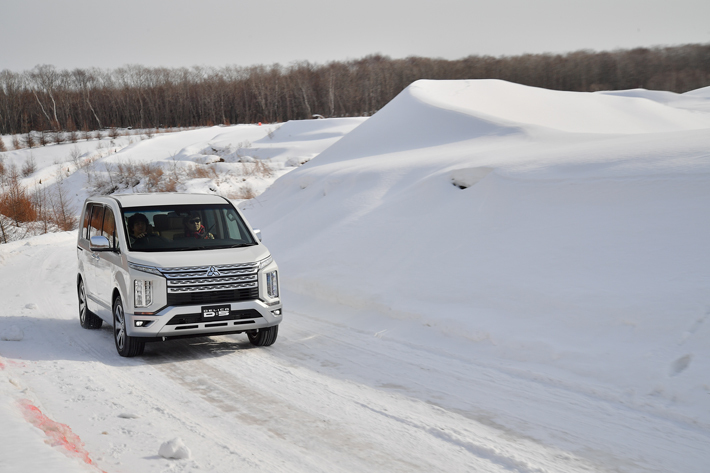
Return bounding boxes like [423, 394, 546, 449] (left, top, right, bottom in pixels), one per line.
[450, 167, 494, 189]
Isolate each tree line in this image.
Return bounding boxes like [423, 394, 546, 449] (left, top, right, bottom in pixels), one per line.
[1, 43, 709, 135]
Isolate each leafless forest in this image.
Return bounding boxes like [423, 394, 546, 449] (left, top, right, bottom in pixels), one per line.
[1, 44, 709, 136]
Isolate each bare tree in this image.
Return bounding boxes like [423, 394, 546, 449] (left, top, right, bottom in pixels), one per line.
[0, 44, 709, 136]
[27, 65, 62, 130]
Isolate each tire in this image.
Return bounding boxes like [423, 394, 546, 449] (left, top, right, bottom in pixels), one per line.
[113, 296, 145, 357]
[78, 279, 102, 329]
[247, 325, 278, 347]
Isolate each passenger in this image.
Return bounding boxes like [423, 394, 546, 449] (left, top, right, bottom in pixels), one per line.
[183, 213, 214, 239]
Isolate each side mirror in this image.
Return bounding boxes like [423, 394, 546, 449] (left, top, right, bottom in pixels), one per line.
[253, 229, 262, 242]
[90, 235, 111, 251]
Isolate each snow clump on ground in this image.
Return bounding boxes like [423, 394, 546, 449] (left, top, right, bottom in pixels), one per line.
[159, 437, 191, 459]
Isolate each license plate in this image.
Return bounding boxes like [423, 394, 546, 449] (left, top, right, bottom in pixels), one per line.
[201, 305, 231, 320]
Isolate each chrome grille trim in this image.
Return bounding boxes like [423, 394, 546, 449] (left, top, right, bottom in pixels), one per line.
[167, 275, 257, 286]
[168, 283, 257, 293]
[159, 262, 259, 273]
[159, 263, 260, 295]
[164, 269, 256, 280]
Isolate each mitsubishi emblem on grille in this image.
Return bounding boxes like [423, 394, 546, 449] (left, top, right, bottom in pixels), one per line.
[206, 266, 221, 277]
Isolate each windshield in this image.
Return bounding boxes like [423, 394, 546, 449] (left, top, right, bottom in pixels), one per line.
[122, 203, 257, 252]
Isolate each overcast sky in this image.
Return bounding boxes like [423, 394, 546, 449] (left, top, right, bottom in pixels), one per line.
[1, 0, 708, 72]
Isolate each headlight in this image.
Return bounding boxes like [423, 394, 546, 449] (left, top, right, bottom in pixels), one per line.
[128, 262, 162, 276]
[134, 280, 153, 308]
[266, 270, 279, 299]
[258, 255, 273, 269]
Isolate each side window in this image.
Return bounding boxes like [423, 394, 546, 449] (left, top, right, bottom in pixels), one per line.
[225, 212, 242, 239]
[102, 207, 117, 249]
[89, 205, 105, 239]
[82, 204, 93, 241]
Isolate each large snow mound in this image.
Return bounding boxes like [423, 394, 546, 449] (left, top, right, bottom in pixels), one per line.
[244, 79, 710, 429]
[414, 79, 710, 133]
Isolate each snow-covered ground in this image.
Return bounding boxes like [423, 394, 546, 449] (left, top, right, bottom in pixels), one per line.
[1, 80, 710, 472]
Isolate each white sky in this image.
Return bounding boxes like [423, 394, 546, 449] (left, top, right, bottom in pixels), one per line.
[1, 0, 709, 71]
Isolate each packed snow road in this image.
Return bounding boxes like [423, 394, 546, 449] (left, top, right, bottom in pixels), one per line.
[0, 233, 708, 473]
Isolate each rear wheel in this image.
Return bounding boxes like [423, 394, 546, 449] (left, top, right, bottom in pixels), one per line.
[78, 279, 102, 329]
[247, 325, 278, 346]
[113, 296, 145, 357]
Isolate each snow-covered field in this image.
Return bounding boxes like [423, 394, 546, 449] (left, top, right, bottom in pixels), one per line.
[1, 79, 710, 472]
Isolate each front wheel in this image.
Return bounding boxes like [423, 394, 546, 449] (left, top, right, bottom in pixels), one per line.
[113, 296, 145, 357]
[247, 325, 278, 347]
[78, 279, 102, 329]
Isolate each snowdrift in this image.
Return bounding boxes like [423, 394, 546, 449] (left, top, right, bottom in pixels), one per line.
[3, 79, 710, 472]
[243, 79, 710, 426]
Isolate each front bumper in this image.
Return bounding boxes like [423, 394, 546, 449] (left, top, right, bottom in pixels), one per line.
[126, 298, 282, 339]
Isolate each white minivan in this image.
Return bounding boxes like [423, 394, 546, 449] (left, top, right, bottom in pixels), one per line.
[76, 193, 282, 357]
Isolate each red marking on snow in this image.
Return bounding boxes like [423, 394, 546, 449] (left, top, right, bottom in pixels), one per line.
[18, 399, 107, 473]
[0, 360, 5, 370]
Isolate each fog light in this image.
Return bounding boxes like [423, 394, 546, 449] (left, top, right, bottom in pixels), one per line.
[271, 309, 282, 316]
[134, 320, 153, 327]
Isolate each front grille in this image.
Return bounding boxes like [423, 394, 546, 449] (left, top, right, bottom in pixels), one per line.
[160, 263, 260, 307]
[167, 288, 259, 306]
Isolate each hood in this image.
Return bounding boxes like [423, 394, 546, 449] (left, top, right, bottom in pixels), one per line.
[126, 244, 271, 269]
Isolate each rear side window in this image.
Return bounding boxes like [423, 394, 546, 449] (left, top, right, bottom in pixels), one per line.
[82, 204, 92, 240]
[89, 205, 105, 239]
[102, 207, 117, 249]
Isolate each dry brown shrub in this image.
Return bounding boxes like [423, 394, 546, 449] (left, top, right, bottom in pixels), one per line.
[254, 159, 273, 178]
[68, 146, 82, 168]
[12, 135, 21, 150]
[54, 131, 67, 145]
[0, 137, 6, 152]
[115, 161, 137, 182]
[21, 155, 36, 177]
[0, 167, 37, 223]
[159, 177, 178, 192]
[227, 184, 256, 200]
[23, 133, 37, 149]
[139, 162, 164, 190]
[49, 180, 77, 231]
[240, 159, 273, 179]
[186, 164, 219, 180]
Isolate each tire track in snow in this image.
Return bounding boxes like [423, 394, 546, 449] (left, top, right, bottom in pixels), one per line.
[353, 401, 550, 473]
[274, 306, 710, 473]
[145, 343, 430, 473]
[144, 338, 601, 473]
